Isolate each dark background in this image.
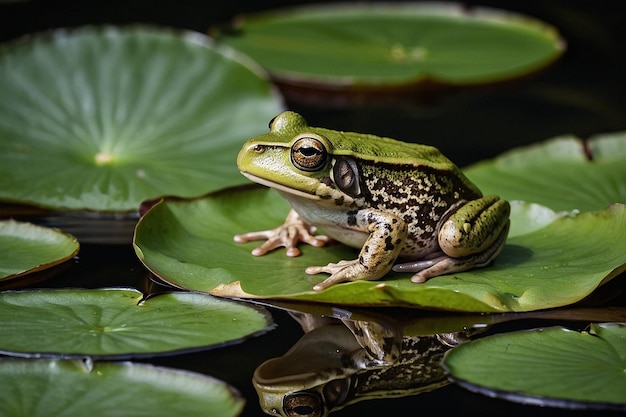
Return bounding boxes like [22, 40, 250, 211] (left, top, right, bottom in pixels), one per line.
[1, 1, 625, 416]
[2, 0, 626, 167]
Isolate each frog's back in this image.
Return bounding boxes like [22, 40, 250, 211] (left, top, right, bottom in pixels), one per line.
[314, 127, 452, 169]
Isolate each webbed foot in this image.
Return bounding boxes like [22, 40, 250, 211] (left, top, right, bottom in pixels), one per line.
[306, 258, 392, 291]
[234, 209, 331, 257]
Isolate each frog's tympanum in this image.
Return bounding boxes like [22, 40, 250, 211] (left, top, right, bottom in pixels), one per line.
[235, 111, 510, 291]
[253, 312, 469, 417]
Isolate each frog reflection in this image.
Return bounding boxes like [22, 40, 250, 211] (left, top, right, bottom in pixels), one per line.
[253, 312, 471, 417]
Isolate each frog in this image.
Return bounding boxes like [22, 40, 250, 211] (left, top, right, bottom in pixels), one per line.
[234, 111, 510, 291]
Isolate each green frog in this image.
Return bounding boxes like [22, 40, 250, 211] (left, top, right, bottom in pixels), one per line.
[235, 111, 510, 291]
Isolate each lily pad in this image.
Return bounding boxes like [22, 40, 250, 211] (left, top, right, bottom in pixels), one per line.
[133, 185, 626, 312]
[0, 26, 283, 212]
[0, 358, 244, 417]
[464, 131, 626, 212]
[0, 219, 79, 281]
[442, 323, 626, 411]
[0, 288, 273, 358]
[215, 3, 564, 88]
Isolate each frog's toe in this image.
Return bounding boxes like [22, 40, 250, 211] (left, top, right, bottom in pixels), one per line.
[248, 236, 298, 257]
[410, 273, 429, 284]
[312, 278, 342, 292]
[301, 234, 333, 248]
[403, 254, 494, 283]
[307, 260, 364, 291]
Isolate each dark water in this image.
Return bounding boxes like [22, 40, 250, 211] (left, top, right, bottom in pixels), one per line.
[1, 1, 625, 416]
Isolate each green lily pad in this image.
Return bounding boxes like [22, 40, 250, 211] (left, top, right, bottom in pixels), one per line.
[0, 219, 79, 281]
[0, 26, 283, 212]
[442, 323, 626, 411]
[133, 185, 626, 312]
[215, 3, 564, 88]
[0, 358, 244, 417]
[0, 288, 273, 358]
[464, 132, 626, 212]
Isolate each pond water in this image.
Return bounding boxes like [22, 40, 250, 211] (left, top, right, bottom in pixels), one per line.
[1, 0, 625, 416]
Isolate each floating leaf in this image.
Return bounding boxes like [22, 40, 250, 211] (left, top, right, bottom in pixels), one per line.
[133, 185, 626, 312]
[442, 323, 626, 411]
[216, 3, 564, 88]
[0, 288, 273, 358]
[0, 26, 283, 212]
[464, 132, 626, 212]
[0, 358, 244, 417]
[0, 219, 78, 281]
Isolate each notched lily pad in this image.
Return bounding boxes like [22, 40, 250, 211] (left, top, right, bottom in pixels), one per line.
[0, 358, 244, 417]
[442, 323, 626, 411]
[0, 219, 79, 283]
[215, 2, 564, 102]
[0, 288, 274, 358]
[133, 184, 626, 312]
[0, 25, 283, 213]
[464, 131, 626, 212]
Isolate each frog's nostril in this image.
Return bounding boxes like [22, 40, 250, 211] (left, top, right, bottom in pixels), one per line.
[252, 144, 266, 153]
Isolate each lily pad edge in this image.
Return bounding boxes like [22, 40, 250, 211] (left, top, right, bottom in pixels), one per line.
[0, 219, 79, 281]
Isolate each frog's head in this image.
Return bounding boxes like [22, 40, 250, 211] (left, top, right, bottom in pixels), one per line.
[238, 111, 461, 203]
[237, 111, 340, 200]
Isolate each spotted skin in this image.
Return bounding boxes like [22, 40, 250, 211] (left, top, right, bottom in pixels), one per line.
[356, 161, 482, 259]
[293, 157, 502, 290]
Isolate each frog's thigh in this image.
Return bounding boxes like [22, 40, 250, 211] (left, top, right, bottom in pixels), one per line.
[396, 222, 508, 283]
[438, 196, 510, 258]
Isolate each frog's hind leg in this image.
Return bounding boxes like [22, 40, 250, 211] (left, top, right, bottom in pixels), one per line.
[392, 224, 508, 283]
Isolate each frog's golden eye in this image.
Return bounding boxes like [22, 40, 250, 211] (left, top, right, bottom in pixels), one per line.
[283, 392, 322, 417]
[291, 136, 328, 172]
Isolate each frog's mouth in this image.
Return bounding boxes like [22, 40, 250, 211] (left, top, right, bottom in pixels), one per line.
[240, 172, 321, 201]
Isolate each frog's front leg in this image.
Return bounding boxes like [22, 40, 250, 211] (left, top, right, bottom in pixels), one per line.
[394, 195, 510, 282]
[234, 209, 331, 257]
[307, 209, 407, 291]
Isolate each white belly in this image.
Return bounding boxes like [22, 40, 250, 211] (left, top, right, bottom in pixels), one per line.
[281, 192, 368, 249]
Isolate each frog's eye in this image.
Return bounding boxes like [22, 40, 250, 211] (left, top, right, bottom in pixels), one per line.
[291, 136, 328, 172]
[283, 392, 322, 417]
